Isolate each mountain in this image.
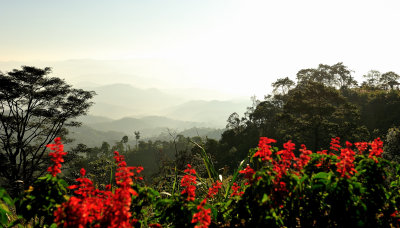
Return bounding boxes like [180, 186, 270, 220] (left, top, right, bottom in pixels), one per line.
[76, 115, 114, 124]
[66, 125, 126, 148]
[85, 116, 211, 137]
[84, 83, 186, 119]
[151, 127, 224, 141]
[164, 99, 249, 127]
[66, 122, 223, 150]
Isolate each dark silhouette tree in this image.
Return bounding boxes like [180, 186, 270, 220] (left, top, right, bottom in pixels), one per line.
[134, 131, 140, 149]
[0, 66, 95, 196]
[362, 70, 381, 89]
[296, 62, 357, 89]
[272, 77, 295, 95]
[380, 71, 400, 90]
[279, 82, 365, 151]
[100, 141, 111, 155]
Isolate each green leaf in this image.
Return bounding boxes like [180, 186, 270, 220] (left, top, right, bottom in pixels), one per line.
[311, 184, 324, 190]
[261, 194, 269, 204]
[313, 172, 330, 179]
[0, 211, 8, 226]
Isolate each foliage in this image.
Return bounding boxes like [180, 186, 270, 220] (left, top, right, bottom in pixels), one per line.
[0, 66, 95, 197]
[217, 63, 400, 173]
[0, 187, 15, 227]
[2, 135, 400, 227]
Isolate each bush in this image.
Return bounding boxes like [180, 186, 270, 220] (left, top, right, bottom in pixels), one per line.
[2, 136, 400, 227]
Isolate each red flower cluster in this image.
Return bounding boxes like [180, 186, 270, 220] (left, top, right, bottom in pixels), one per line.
[273, 140, 296, 182]
[55, 168, 108, 227]
[54, 150, 141, 227]
[206, 180, 222, 199]
[354, 142, 368, 155]
[191, 199, 211, 228]
[391, 210, 400, 224]
[103, 151, 139, 227]
[230, 182, 244, 197]
[239, 165, 255, 185]
[336, 141, 357, 178]
[369, 137, 383, 163]
[46, 137, 68, 177]
[294, 144, 312, 172]
[254, 137, 276, 161]
[181, 164, 197, 201]
[315, 150, 326, 168]
[330, 137, 341, 152]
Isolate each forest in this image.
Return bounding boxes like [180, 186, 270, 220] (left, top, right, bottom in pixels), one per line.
[1, 63, 400, 227]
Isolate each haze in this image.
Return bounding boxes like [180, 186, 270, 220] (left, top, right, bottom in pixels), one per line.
[1, 0, 400, 113]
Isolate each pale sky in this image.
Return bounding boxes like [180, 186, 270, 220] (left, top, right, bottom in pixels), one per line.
[1, 0, 400, 99]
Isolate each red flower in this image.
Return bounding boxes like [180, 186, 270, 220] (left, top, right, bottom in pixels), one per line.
[149, 223, 162, 228]
[46, 137, 68, 177]
[336, 142, 357, 178]
[330, 137, 341, 152]
[274, 140, 296, 181]
[239, 165, 255, 185]
[315, 150, 329, 168]
[192, 199, 211, 228]
[254, 137, 276, 161]
[391, 210, 400, 223]
[206, 181, 222, 199]
[54, 149, 141, 227]
[369, 138, 383, 163]
[294, 144, 312, 171]
[230, 182, 244, 197]
[181, 164, 197, 201]
[354, 142, 368, 155]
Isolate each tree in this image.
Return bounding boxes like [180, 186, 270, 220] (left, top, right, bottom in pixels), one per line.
[296, 63, 357, 89]
[100, 141, 111, 155]
[279, 82, 365, 151]
[121, 135, 130, 153]
[362, 70, 381, 89]
[384, 126, 400, 163]
[0, 66, 95, 196]
[330, 62, 357, 89]
[226, 112, 242, 133]
[380, 71, 400, 90]
[134, 131, 140, 149]
[272, 77, 295, 95]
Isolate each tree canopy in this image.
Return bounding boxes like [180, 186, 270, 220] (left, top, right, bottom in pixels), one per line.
[0, 66, 95, 196]
[215, 62, 400, 172]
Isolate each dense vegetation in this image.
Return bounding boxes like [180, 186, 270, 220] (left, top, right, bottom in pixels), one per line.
[1, 63, 400, 227]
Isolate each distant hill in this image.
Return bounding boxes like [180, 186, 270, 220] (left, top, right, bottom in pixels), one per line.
[84, 115, 211, 137]
[66, 123, 223, 150]
[85, 83, 186, 118]
[66, 125, 125, 148]
[165, 99, 249, 127]
[151, 127, 225, 141]
[76, 115, 114, 124]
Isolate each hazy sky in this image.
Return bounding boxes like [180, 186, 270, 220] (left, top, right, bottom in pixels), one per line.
[1, 0, 400, 98]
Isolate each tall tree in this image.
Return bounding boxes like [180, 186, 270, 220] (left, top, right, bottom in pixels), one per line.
[134, 131, 140, 149]
[330, 62, 357, 89]
[272, 77, 295, 95]
[279, 82, 364, 151]
[0, 66, 95, 195]
[362, 70, 381, 89]
[380, 71, 400, 90]
[296, 63, 357, 89]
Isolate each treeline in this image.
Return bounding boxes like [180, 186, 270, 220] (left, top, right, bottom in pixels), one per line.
[2, 64, 400, 197]
[203, 63, 400, 172]
[66, 63, 400, 187]
[60, 134, 209, 191]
